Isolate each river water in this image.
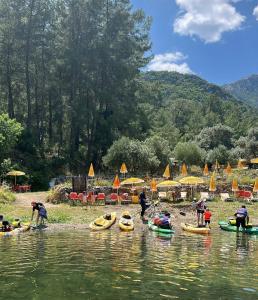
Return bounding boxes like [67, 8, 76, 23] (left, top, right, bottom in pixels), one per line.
[0, 228, 257, 300]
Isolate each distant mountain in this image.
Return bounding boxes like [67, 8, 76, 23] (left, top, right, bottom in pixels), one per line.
[223, 74, 258, 108]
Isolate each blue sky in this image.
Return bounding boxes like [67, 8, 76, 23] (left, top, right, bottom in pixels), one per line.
[131, 0, 258, 85]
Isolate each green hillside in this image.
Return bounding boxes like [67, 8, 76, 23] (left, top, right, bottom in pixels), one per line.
[223, 74, 258, 108]
[138, 71, 258, 144]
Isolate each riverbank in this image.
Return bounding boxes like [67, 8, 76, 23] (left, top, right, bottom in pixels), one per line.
[1, 192, 258, 232]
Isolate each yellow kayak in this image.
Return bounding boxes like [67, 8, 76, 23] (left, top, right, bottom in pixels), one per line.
[119, 211, 134, 231]
[0, 222, 31, 237]
[89, 212, 116, 231]
[181, 223, 210, 235]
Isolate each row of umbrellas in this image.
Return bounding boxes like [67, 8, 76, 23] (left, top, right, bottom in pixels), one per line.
[112, 175, 258, 193]
[89, 159, 257, 179]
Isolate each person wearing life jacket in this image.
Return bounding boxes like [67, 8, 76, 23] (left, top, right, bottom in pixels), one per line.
[31, 202, 48, 226]
[196, 199, 206, 226]
[159, 212, 171, 229]
[234, 205, 249, 229]
[204, 208, 212, 228]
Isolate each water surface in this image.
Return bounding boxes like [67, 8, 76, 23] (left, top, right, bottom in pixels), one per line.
[0, 228, 257, 299]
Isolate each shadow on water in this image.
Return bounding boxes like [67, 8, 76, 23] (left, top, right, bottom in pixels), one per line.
[0, 228, 257, 300]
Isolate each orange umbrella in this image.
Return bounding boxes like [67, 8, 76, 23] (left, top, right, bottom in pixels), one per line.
[232, 178, 239, 192]
[181, 163, 188, 176]
[163, 164, 170, 179]
[113, 175, 120, 189]
[150, 179, 157, 192]
[253, 178, 258, 193]
[203, 164, 209, 176]
[209, 174, 216, 192]
[120, 163, 128, 174]
[88, 163, 95, 177]
[224, 163, 232, 175]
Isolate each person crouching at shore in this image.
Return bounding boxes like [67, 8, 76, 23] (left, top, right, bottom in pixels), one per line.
[31, 202, 48, 226]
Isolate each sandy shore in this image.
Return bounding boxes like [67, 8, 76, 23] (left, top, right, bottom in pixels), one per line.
[6, 192, 258, 233]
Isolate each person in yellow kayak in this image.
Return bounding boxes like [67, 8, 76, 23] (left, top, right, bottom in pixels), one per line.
[31, 202, 48, 226]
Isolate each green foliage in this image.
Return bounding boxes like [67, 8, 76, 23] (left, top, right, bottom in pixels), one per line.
[103, 136, 159, 173]
[144, 135, 172, 169]
[0, 114, 23, 160]
[206, 145, 230, 164]
[196, 124, 234, 150]
[174, 142, 205, 165]
[0, 186, 16, 204]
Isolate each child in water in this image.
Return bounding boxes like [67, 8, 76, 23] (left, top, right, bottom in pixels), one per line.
[204, 208, 212, 228]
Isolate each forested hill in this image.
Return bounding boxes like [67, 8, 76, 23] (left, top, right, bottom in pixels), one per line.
[136, 71, 258, 146]
[223, 74, 258, 108]
[141, 71, 237, 103]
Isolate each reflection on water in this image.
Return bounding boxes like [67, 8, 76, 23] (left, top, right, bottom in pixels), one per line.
[0, 228, 257, 300]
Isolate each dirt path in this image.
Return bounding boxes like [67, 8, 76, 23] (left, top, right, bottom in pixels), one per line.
[14, 192, 55, 208]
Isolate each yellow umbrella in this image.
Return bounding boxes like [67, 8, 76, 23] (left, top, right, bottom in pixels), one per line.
[181, 163, 188, 176]
[179, 176, 204, 185]
[232, 178, 239, 192]
[203, 164, 209, 176]
[251, 158, 258, 164]
[150, 179, 157, 192]
[113, 175, 120, 189]
[224, 163, 232, 175]
[120, 177, 144, 185]
[88, 163, 95, 178]
[7, 170, 26, 185]
[209, 174, 216, 192]
[214, 159, 220, 171]
[157, 180, 181, 188]
[120, 163, 128, 174]
[163, 164, 170, 179]
[253, 178, 258, 193]
[237, 159, 244, 169]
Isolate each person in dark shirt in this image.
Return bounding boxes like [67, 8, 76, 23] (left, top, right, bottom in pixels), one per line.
[31, 202, 48, 226]
[139, 190, 147, 220]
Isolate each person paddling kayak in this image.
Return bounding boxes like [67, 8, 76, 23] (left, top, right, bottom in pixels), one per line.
[31, 202, 48, 226]
[234, 205, 249, 229]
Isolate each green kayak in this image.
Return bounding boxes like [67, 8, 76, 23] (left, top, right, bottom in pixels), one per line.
[219, 221, 258, 234]
[148, 221, 175, 234]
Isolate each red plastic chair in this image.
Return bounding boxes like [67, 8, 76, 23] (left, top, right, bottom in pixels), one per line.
[69, 192, 79, 201]
[78, 193, 84, 201]
[95, 193, 105, 205]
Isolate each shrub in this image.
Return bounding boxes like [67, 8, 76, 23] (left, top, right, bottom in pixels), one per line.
[0, 185, 16, 204]
[47, 182, 72, 204]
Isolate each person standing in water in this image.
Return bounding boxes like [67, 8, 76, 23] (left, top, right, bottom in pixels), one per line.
[196, 199, 206, 226]
[235, 205, 249, 229]
[140, 189, 147, 220]
[31, 202, 48, 226]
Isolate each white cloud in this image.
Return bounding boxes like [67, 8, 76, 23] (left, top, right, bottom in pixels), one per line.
[173, 0, 245, 43]
[146, 52, 193, 74]
[253, 5, 258, 20]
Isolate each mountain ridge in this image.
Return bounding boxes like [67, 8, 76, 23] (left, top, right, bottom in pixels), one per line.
[223, 74, 258, 108]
